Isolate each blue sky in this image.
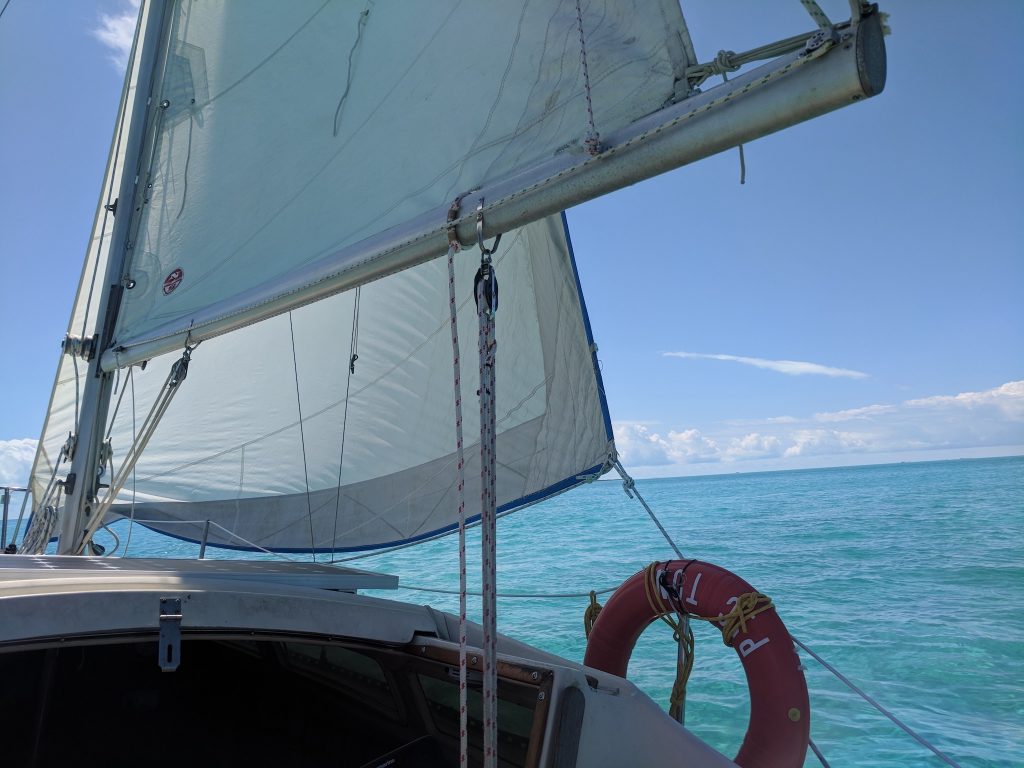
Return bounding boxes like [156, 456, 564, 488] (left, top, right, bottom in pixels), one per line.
[0, 0, 1021, 487]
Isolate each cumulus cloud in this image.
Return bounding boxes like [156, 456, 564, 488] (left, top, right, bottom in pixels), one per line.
[0, 438, 36, 488]
[93, 0, 141, 70]
[613, 422, 720, 467]
[906, 380, 1024, 418]
[726, 433, 784, 459]
[664, 352, 868, 379]
[614, 380, 1024, 475]
[783, 429, 870, 457]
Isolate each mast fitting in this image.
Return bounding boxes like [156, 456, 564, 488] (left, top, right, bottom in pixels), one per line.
[62, 334, 98, 362]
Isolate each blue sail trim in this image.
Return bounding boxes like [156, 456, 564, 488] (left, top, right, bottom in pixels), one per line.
[560, 211, 615, 444]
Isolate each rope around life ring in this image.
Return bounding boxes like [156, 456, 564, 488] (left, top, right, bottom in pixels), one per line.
[583, 560, 810, 768]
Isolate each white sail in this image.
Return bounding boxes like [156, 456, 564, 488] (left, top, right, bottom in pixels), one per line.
[100, 214, 612, 551]
[27, 0, 886, 553]
[107, 0, 688, 365]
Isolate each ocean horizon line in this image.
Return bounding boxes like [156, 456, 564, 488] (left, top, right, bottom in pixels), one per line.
[605, 448, 1024, 483]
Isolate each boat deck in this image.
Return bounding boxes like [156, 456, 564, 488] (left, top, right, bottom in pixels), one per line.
[0, 554, 398, 590]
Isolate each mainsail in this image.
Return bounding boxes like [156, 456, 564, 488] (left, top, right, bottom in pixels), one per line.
[27, 0, 885, 554]
[106, 0, 691, 366]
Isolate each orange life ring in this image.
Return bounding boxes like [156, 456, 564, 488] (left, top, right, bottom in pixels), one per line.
[583, 560, 810, 768]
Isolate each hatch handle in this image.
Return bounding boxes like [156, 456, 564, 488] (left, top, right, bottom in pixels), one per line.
[158, 597, 183, 672]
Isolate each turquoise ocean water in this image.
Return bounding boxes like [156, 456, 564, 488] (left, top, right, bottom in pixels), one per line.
[110, 455, 1023, 767]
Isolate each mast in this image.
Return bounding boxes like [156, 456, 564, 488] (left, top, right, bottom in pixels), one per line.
[57, 0, 171, 555]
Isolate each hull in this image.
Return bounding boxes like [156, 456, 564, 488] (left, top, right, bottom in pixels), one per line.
[0, 556, 735, 767]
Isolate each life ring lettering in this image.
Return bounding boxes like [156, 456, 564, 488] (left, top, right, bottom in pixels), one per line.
[584, 559, 810, 768]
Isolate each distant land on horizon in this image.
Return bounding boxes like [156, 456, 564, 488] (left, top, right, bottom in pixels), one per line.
[603, 448, 1024, 482]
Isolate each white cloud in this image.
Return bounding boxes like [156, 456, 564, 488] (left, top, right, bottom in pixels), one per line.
[0, 438, 36, 488]
[614, 380, 1024, 476]
[93, 0, 141, 70]
[783, 429, 870, 457]
[906, 380, 1024, 418]
[664, 352, 868, 379]
[726, 432, 784, 459]
[815, 404, 896, 422]
[613, 422, 720, 467]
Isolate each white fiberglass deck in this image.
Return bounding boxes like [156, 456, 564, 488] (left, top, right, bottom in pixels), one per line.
[0, 555, 397, 590]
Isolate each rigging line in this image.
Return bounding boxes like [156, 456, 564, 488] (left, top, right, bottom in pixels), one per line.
[288, 312, 317, 561]
[71, 354, 80, 429]
[808, 738, 831, 768]
[799, 0, 834, 30]
[574, 0, 601, 155]
[98, 522, 121, 557]
[122, 368, 138, 557]
[613, 459, 683, 559]
[78, 340, 198, 551]
[117, 518, 299, 562]
[9, 483, 31, 549]
[793, 637, 963, 768]
[333, 2, 372, 137]
[331, 288, 361, 554]
[613, 455, 691, 716]
[446, 240, 470, 768]
[15, 448, 66, 547]
[351, 286, 361, 370]
[105, 361, 133, 439]
[476, 240, 499, 768]
[400, 584, 619, 599]
[0, 0, 12, 21]
[207, 521, 300, 562]
[721, 70, 746, 184]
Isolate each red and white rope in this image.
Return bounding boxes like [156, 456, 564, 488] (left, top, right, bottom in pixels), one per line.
[446, 243, 470, 767]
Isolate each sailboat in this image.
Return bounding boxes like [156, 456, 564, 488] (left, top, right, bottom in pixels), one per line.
[1, 1, 887, 765]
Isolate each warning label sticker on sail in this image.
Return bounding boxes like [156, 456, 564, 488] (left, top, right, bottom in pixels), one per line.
[162, 268, 184, 295]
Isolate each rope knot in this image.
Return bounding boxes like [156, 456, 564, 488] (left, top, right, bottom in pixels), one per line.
[713, 49, 739, 75]
[717, 591, 774, 647]
[621, 475, 636, 498]
[583, 590, 603, 638]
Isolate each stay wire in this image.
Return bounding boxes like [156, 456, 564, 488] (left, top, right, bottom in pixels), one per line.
[288, 312, 317, 561]
[122, 368, 138, 557]
[331, 288, 360, 556]
[613, 459, 683, 559]
[793, 637, 963, 767]
[615, 459, 955, 766]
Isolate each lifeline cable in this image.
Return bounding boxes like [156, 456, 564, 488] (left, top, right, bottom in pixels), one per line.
[793, 638, 962, 767]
